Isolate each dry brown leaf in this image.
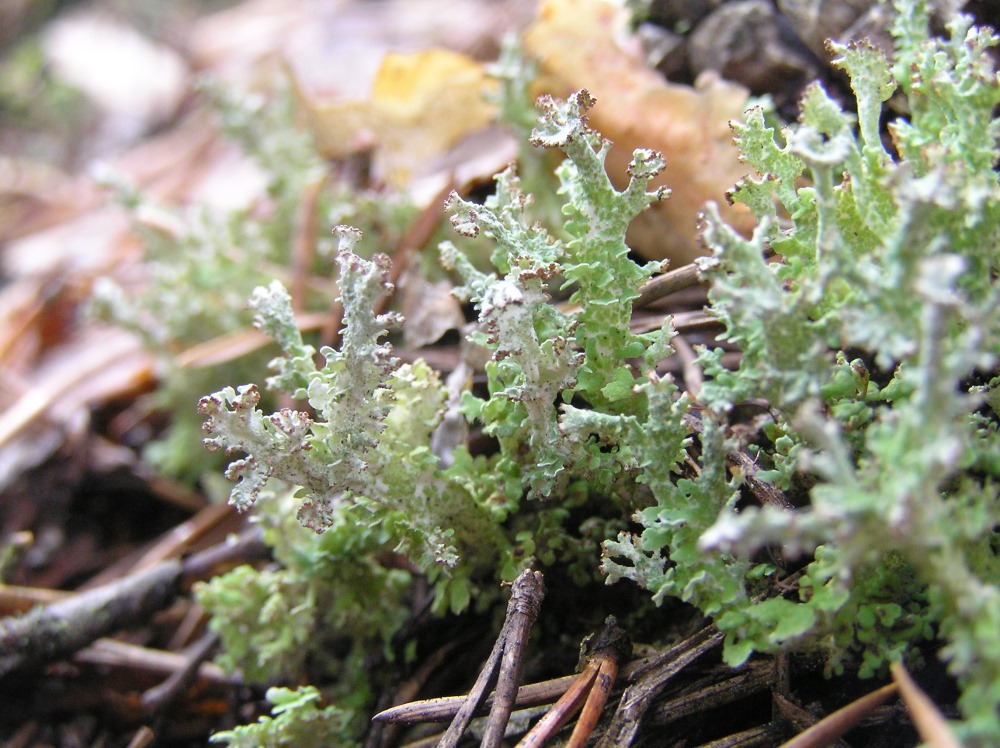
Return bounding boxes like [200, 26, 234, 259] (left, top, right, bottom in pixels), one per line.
[0, 157, 100, 242]
[0, 326, 153, 489]
[2, 207, 136, 280]
[398, 254, 466, 349]
[523, 0, 756, 264]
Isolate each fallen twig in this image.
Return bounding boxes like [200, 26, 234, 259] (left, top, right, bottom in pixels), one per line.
[437, 568, 545, 748]
[773, 693, 851, 748]
[596, 624, 724, 747]
[649, 660, 773, 726]
[373, 672, 580, 725]
[141, 629, 221, 714]
[635, 262, 704, 309]
[694, 723, 785, 748]
[0, 527, 265, 678]
[73, 637, 233, 683]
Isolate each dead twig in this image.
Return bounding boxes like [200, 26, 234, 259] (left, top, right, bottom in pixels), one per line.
[0, 557, 181, 679]
[597, 624, 724, 748]
[773, 693, 850, 748]
[635, 262, 705, 309]
[436, 568, 545, 748]
[649, 660, 773, 726]
[73, 637, 233, 684]
[374, 672, 588, 726]
[515, 661, 599, 747]
[368, 637, 468, 748]
[373, 656, 667, 726]
[694, 723, 785, 747]
[290, 173, 328, 312]
[682, 412, 794, 511]
[0, 527, 266, 679]
[672, 333, 703, 397]
[141, 629, 221, 714]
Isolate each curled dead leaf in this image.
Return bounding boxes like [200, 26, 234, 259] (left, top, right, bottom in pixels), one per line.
[524, 0, 756, 264]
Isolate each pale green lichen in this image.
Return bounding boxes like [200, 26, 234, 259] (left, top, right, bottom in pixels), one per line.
[658, 1, 1000, 741]
[209, 685, 358, 748]
[189, 2, 1000, 741]
[199, 235, 502, 576]
[442, 90, 673, 501]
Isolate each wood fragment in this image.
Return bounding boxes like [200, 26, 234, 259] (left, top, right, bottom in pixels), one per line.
[597, 624, 724, 747]
[437, 568, 545, 748]
[0, 528, 266, 678]
[649, 660, 773, 726]
[635, 262, 705, 309]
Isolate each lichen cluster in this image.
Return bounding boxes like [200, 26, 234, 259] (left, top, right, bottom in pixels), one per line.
[101, 1, 1000, 743]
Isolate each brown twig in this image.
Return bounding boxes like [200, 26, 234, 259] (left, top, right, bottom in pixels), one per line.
[695, 723, 786, 747]
[672, 333, 703, 397]
[436, 568, 545, 748]
[140, 629, 221, 714]
[368, 637, 468, 748]
[515, 660, 599, 747]
[635, 262, 705, 309]
[290, 173, 328, 313]
[631, 309, 719, 336]
[373, 672, 582, 725]
[376, 178, 456, 319]
[682, 412, 794, 511]
[649, 660, 773, 726]
[125, 726, 156, 748]
[84, 502, 234, 590]
[0, 558, 182, 679]
[0, 527, 266, 679]
[73, 637, 233, 684]
[597, 624, 724, 748]
[0, 583, 67, 616]
[373, 654, 670, 727]
[773, 693, 851, 748]
[565, 648, 625, 748]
